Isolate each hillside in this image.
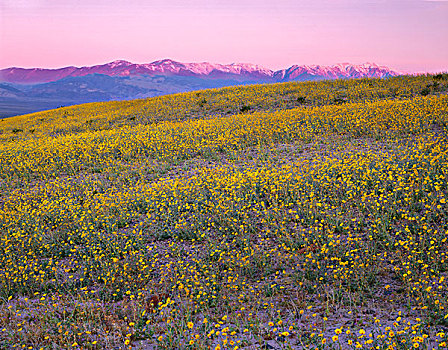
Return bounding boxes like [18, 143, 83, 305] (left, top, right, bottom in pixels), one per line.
[0, 74, 448, 349]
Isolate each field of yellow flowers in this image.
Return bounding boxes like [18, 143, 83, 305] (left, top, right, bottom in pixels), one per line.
[0, 74, 447, 349]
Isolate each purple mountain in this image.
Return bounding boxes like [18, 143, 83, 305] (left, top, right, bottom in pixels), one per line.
[0, 60, 403, 118]
[0, 59, 401, 84]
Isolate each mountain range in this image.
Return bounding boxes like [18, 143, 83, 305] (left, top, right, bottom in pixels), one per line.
[0, 59, 401, 118]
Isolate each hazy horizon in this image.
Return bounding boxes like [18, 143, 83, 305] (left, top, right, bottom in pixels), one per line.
[0, 58, 420, 73]
[1, 0, 447, 73]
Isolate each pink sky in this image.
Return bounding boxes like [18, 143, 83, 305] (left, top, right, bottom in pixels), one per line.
[0, 0, 447, 72]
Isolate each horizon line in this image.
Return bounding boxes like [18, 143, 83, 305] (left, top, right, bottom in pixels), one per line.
[0, 58, 402, 71]
[1, 58, 447, 75]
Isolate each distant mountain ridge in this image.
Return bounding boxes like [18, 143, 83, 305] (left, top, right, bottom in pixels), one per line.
[0, 59, 400, 84]
[0, 60, 402, 118]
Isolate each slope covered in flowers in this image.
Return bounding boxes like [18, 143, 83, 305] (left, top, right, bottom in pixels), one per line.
[0, 74, 447, 349]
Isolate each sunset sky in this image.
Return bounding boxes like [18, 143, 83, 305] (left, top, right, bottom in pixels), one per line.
[0, 0, 447, 72]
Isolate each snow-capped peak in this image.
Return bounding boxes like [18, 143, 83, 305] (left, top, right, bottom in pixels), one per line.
[107, 60, 132, 68]
[0, 60, 402, 84]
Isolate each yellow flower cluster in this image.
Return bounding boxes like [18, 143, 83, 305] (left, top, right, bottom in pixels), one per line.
[0, 74, 447, 349]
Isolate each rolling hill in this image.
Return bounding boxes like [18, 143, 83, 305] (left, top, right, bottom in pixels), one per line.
[0, 74, 447, 349]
